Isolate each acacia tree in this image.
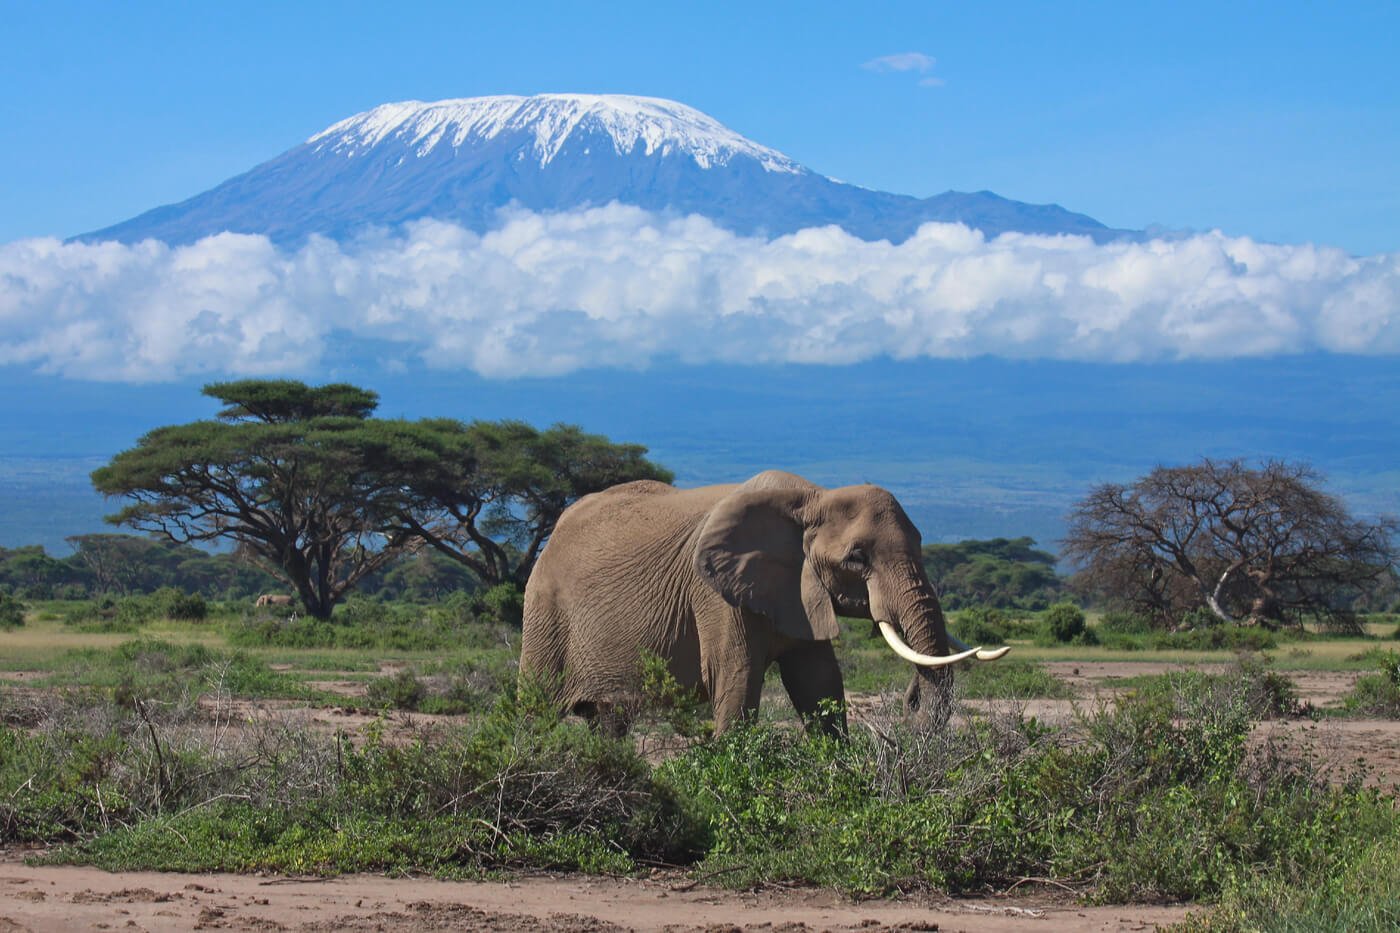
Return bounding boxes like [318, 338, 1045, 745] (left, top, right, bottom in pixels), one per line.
[91, 381, 420, 619]
[384, 419, 673, 588]
[1064, 459, 1398, 630]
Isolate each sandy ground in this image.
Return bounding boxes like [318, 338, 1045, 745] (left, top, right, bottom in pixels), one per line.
[0, 859, 1195, 932]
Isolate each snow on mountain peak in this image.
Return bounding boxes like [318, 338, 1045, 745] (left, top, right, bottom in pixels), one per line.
[307, 94, 806, 174]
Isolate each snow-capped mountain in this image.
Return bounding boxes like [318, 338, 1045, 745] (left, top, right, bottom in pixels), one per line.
[82, 94, 1132, 245]
[310, 95, 805, 173]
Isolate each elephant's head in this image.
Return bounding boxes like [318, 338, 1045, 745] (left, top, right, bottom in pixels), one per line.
[694, 471, 1007, 718]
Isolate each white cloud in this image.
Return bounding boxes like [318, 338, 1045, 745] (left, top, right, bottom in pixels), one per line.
[863, 52, 938, 74]
[1, 205, 1397, 381]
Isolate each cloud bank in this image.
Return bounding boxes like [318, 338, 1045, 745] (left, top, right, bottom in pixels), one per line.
[1, 205, 1397, 381]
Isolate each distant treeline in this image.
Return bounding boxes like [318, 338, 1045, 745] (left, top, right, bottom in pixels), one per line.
[0, 534, 480, 603]
[1, 531, 1070, 610]
[921, 536, 1065, 610]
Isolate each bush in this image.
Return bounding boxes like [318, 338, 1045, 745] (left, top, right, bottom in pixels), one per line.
[479, 583, 525, 628]
[953, 606, 1008, 645]
[1099, 610, 1152, 635]
[149, 587, 207, 622]
[362, 656, 517, 715]
[1341, 650, 1400, 718]
[1152, 625, 1278, 652]
[0, 591, 25, 628]
[957, 660, 1073, 699]
[655, 674, 1394, 900]
[229, 597, 459, 651]
[365, 669, 427, 711]
[10, 687, 707, 874]
[1045, 602, 1086, 643]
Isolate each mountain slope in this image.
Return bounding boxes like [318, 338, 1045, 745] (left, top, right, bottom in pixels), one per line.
[82, 94, 1133, 245]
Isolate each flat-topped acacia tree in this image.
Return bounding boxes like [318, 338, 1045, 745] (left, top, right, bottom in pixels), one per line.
[91, 379, 674, 617]
[91, 380, 422, 619]
[382, 419, 674, 588]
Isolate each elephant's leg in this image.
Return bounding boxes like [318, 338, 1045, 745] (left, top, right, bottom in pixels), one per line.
[777, 640, 847, 735]
[707, 657, 768, 734]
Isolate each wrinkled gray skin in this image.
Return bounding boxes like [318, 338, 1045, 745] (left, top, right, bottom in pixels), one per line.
[520, 471, 954, 735]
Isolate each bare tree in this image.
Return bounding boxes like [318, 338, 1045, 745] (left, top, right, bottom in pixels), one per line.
[1064, 459, 1398, 631]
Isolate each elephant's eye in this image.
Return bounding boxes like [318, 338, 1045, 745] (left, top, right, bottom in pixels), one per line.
[843, 547, 869, 569]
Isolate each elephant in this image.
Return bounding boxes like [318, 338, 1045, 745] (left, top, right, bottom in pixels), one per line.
[519, 470, 1007, 735]
[255, 594, 294, 607]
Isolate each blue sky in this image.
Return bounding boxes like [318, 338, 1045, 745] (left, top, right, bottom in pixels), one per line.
[3, 0, 1397, 254]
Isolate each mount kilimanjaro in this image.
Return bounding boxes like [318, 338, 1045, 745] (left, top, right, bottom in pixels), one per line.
[82, 94, 1134, 246]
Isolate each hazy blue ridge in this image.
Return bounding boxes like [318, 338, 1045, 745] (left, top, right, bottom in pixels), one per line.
[5, 355, 1396, 555]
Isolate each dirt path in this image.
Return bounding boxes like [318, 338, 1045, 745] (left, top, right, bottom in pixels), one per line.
[0, 861, 1194, 932]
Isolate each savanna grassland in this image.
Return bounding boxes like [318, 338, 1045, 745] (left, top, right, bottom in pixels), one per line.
[3, 596, 1400, 931]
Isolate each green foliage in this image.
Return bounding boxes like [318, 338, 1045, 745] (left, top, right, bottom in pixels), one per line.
[88, 380, 670, 615]
[1341, 650, 1400, 717]
[5, 659, 1397, 914]
[18, 688, 706, 875]
[364, 668, 427, 711]
[386, 419, 672, 588]
[90, 381, 432, 619]
[656, 675, 1393, 900]
[228, 596, 484, 651]
[479, 582, 525, 627]
[1176, 840, 1400, 932]
[956, 660, 1074, 699]
[1099, 611, 1153, 635]
[637, 652, 710, 738]
[0, 590, 25, 628]
[1045, 602, 1087, 642]
[364, 655, 517, 715]
[953, 606, 1008, 645]
[1095, 623, 1282, 653]
[923, 537, 1065, 611]
[148, 587, 207, 621]
[1154, 625, 1278, 652]
[1126, 656, 1304, 721]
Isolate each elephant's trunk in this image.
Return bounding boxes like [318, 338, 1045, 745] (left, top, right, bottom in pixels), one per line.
[870, 559, 1007, 666]
[869, 558, 1007, 720]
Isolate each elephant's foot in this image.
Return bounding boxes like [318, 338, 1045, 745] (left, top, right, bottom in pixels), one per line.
[573, 700, 634, 738]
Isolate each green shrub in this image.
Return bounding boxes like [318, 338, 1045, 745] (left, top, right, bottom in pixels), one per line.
[1099, 610, 1152, 635]
[1151, 625, 1278, 652]
[150, 587, 208, 621]
[21, 688, 707, 874]
[957, 660, 1073, 699]
[1044, 602, 1086, 642]
[228, 597, 459, 651]
[637, 652, 710, 738]
[654, 674, 1393, 900]
[362, 656, 518, 715]
[0, 591, 25, 628]
[1341, 650, 1400, 718]
[365, 669, 427, 711]
[479, 583, 525, 628]
[954, 606, 1008, 645]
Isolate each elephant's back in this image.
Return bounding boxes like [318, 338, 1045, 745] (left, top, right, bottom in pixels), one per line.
[550, 480, 736, 543]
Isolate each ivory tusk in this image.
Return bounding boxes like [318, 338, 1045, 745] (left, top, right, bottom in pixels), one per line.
[877, 621, 981, 667]
[947, 632, 1012, 661]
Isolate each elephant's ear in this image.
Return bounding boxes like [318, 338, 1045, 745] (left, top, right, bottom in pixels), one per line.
[693, 487, 839, 641]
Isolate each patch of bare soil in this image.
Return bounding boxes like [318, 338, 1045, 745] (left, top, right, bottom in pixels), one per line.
[0, 861, 1194, 932]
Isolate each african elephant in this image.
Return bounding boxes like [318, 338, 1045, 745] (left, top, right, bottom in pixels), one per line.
[255, 594, 294, 608]
[520, 470, 1007, 734]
